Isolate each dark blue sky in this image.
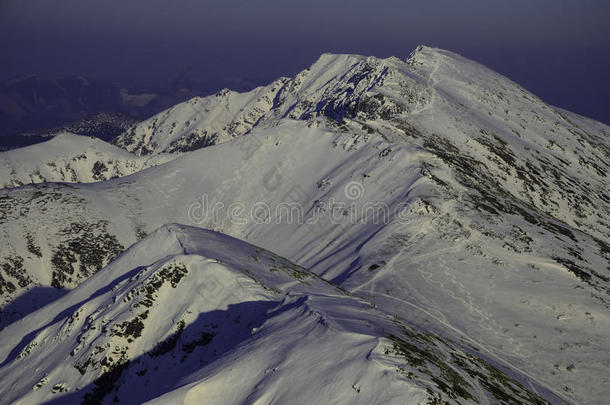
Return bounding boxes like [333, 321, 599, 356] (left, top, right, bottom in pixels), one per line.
[2, 0, 609, 124]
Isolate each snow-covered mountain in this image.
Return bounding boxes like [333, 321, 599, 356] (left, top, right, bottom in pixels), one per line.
[0, 224, 562, 404]
[115, 47, 609, 242]
[0, 133, 174, 188]
[1, 46, 609, 404]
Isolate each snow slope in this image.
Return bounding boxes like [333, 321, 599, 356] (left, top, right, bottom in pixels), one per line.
[0, 224, 559, 405]
[1, 47, 609, 404]
[1, 121, 607, 403]
[0, 133, 174, 188]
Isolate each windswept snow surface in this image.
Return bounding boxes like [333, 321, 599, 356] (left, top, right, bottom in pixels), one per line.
[1, 47, 609, 404]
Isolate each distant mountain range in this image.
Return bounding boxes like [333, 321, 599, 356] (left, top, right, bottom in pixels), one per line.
[0, 75, 157, 134]
[0, 47, 608, 404]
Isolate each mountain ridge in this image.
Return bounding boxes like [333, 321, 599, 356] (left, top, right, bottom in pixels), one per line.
[0, 224, 564, 405]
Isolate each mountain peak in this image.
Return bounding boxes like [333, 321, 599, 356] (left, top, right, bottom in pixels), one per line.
[307, 52, 371, 75]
